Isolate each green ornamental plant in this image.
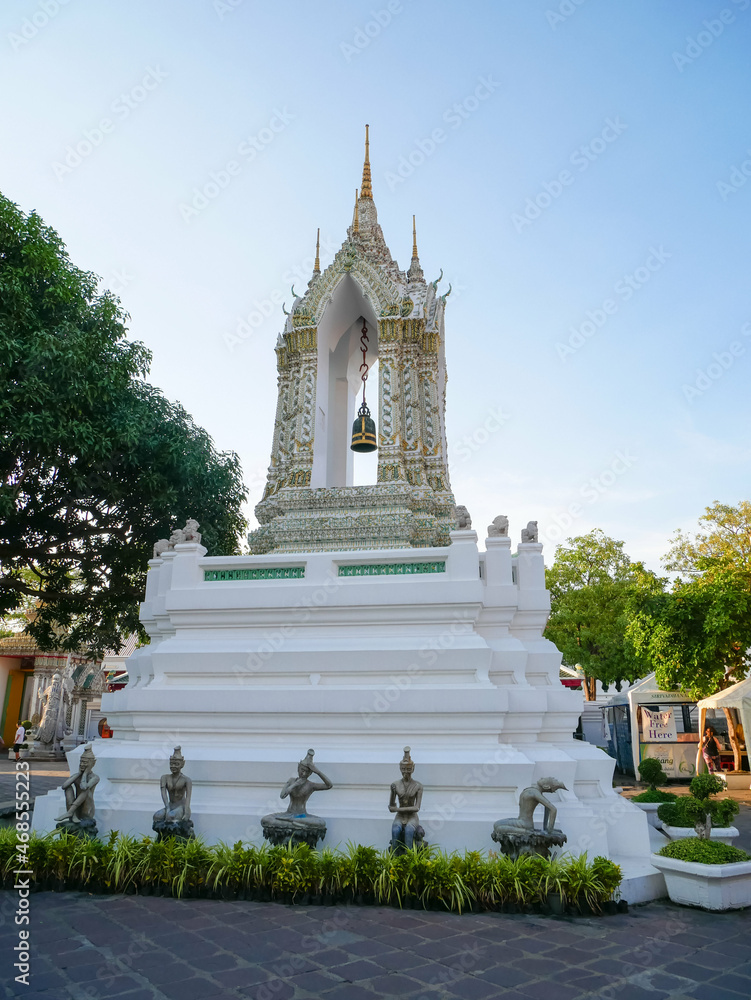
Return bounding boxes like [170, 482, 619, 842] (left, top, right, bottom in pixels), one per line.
[657, 838, 749, 865]
[682, 773, 739, 839]
[0, 829, 623, 914]
[632, 757, 677, 803]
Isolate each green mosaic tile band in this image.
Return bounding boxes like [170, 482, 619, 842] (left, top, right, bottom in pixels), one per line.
[204, 566, 305, 581]
[338, 561, 446, 577]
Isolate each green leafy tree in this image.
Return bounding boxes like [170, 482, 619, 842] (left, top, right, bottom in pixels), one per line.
[545, 529, 661, 697]
[626, 567, 751, 699]
[626, 502, 751, 699]
[664, 501, 751, 578]
[0, 193, 247, 656]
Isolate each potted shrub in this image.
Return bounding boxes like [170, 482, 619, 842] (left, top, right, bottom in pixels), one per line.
[657, 775, 740, 846]
[631, 758, 676, 827]
[651, 774, 750, 910]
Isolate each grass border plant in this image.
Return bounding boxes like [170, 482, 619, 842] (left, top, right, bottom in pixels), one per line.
[0, 828, 623, 915]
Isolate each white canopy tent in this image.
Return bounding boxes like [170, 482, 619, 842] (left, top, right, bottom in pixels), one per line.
[606, 674, 696, 778]
[697, 677, 751, 773]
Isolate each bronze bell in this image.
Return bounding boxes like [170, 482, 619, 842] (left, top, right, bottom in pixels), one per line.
[350, 400, 377, 453]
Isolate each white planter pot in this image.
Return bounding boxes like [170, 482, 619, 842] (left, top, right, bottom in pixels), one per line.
[661, 824, 740, 847]
[634, 802, 662, 828]
[650, 853, 751, 910]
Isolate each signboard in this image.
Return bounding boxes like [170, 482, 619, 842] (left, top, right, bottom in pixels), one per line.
[642, 706, 677, 742]
[641, 742, 697, 778]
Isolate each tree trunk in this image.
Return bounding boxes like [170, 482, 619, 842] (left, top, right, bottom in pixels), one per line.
[722, 707, 742, 772]
[584, 675, 597, 702]
[694, 815, 712, 840]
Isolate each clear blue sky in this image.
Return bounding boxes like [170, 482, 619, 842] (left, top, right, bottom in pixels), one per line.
[2, 0, 750, 570]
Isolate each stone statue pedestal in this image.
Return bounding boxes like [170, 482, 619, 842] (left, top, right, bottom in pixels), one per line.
[56, 817, 98, 840]
[29, 740, 67, 762]
[491, 825, 567, 860]
[261, 815, 326, 849]
[153, 818, 195, 842]
[390, 825, 426, 855]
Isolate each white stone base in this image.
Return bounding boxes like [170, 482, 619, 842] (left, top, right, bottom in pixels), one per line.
[30, 534, 661, 900]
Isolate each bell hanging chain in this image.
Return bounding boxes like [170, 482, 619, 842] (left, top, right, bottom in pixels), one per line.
[359, 319, 369, 403]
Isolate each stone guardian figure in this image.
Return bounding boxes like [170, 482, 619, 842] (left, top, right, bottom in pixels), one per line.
[491, 777, 568, 859]
[55, 744, 99, 838]
[388, 746, 425, 853]
[153, 746, 195, 841]
[261, 749, 332, 848]
[521, 520, 539, 543]
[35, 672, 72, 755]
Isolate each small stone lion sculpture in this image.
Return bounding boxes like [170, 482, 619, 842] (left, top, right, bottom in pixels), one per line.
[168, 528, 186, 548]
[521, 520, 539, 543]
[182, 519, 202, 544]
[453, 505, 472, 530]
[153, 538, 170, 559]
[487, 515, 509, 537]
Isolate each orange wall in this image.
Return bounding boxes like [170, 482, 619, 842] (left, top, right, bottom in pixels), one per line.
[0, 659, 24, 746]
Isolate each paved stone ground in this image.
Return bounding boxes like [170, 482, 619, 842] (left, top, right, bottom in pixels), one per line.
[0, 760, 69, 819]
[2, 892, 750, 1000]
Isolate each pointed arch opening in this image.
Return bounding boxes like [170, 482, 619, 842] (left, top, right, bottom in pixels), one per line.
[311, 273, 380, 489]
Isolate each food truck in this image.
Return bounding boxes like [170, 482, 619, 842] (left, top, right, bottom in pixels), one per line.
[606, 674, 698, 778]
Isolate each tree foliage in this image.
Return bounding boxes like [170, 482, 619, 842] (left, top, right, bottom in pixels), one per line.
[664, 501, 751, 578]
[544, 529, 661, 691]
[0, 193, 247, 656]
[626, 502, 751, 699]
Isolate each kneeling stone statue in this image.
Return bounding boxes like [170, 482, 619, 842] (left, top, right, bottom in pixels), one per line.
[262, 749, 332, 848]
[389, 746, 425, 853]
[153, 746, 195, 841]
[492, 777, 568, 859]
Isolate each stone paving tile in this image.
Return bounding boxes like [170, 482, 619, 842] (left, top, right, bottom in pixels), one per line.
[662, 960, 718, 983]
[477, 963, 536, 988]
[687, 986, 749, 1000]
[712, 971, 751, 992]
[317, 986, 376, 1000]
[326, 958, 385, 981]
[242, 983, 296, 1000]
[6, 892, 751, 1000]
[368, 973, 425, 995]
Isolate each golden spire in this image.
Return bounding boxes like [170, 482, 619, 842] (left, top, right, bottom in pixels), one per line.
[313, 228, 320, 274]
[353, 188, 360, 233]
[412, 215, 419, 261]
[360, 124, 373, 200]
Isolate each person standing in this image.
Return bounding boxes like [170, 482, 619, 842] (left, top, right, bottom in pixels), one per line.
[13, 721, 26, 762]
[701, 725, 722, 774]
